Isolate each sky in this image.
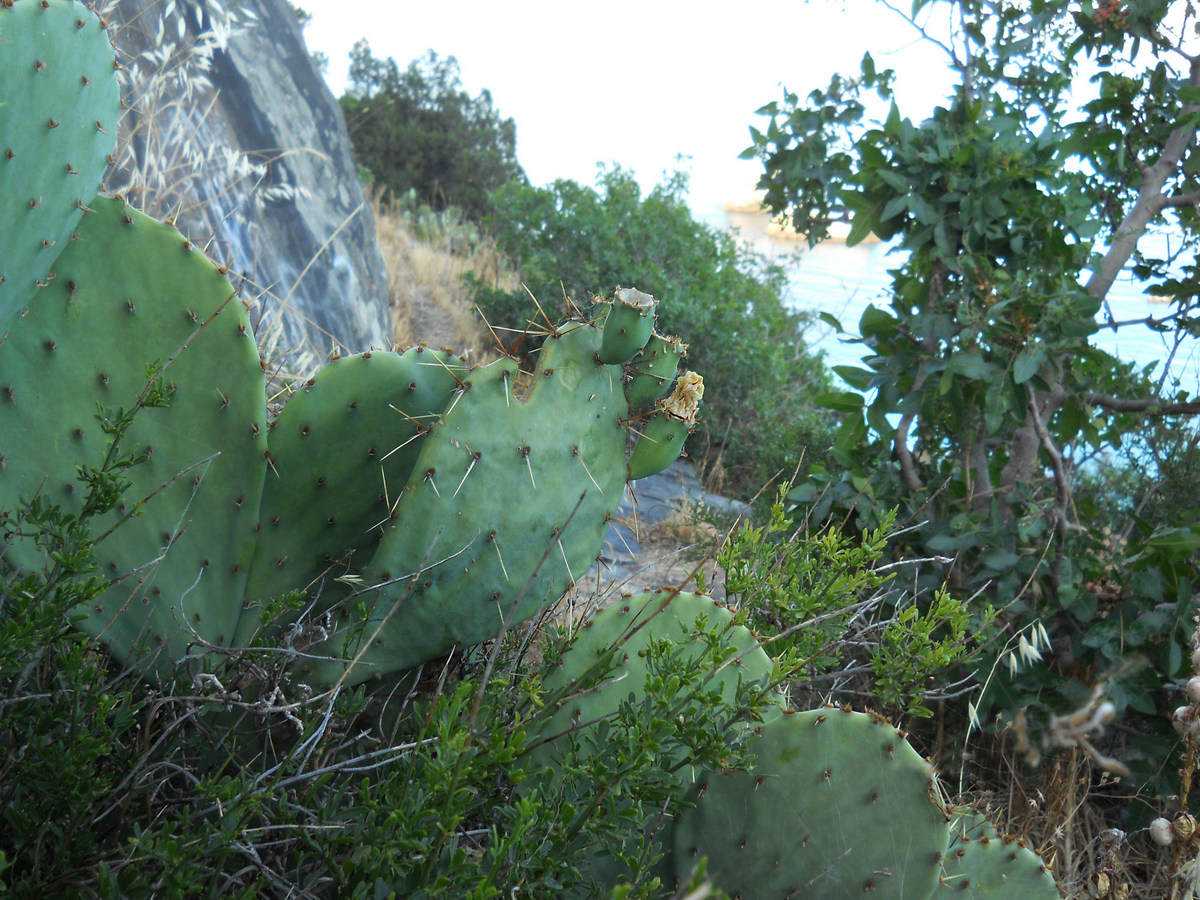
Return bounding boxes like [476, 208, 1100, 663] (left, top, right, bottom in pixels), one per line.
[295, 0, 959, 224]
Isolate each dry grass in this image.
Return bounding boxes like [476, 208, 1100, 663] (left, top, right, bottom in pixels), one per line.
[372, 191, 517, 361]
[914, 700, 1188, 900]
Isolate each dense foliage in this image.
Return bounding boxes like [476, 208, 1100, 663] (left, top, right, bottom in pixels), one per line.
[340, 44, 524, 220]
[0, 428, 984, 896]
[743, 0, 1200, 789]
[469, 167, 836, 494]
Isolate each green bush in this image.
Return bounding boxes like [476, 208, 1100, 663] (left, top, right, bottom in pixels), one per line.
[340, 45, 525, 221]
[1, 427, 998, 897]
[0, 404, 751, 897]
[469, 167, 836, 495]
[700, 485, 987, 719]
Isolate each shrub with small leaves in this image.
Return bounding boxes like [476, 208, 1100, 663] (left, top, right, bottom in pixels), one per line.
[702, 485, 989, 718]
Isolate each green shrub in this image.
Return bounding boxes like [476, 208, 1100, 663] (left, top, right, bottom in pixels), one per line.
[2, 434, 999, 897]
[701, 485, 988, 719]
[341, 45, 525, 221]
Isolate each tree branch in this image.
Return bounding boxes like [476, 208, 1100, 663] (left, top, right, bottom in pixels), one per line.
[1086, 57, 1200, 301]
[895, 410, 925, 493]
[1026, 385, 1086, 537]
[1161, 189, 1200, 209]
[876, 0, 971, 94]
[1081, 392, 1200, 416]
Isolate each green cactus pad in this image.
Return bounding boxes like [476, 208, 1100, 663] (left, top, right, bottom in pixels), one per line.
[933, 808, 1061, 898]
[0, 196, 267, 680]
[624, 333, 685, 410]
[672, 706, 947, 900]
[627, 371, 702, 480]
[0, 0, 120, 326]
[301, 321, 631, 684]
[529, 589, 780, 771]
[627, 410, 691, 480]
[239, 346, 465, 636]
[599, 287, 657, 364]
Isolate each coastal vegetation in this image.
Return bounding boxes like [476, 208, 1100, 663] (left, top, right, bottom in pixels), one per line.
[2, 1, 1200, 897]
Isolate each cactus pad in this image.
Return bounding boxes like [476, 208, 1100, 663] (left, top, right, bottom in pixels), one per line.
[933, 808, 1061, 898]
[0, 196, 267, 680]
[627, 372, 703, 480]
[301, 321, 635, 683]
[240, 346, 465, 635]
[624, 333, 685, 410]
[600, 287, 658, 364]
[672, 706, 947, 899]
[530, 589, 779, 771]
[0, 0, 120, 325]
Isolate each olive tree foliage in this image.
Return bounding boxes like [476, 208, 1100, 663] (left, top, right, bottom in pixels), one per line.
[744, 0, 1200, 778]
[340, 44, 524, 220]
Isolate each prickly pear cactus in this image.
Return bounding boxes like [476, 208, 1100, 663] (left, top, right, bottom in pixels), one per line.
[0, 0, 709, 689]
[300, 320, 648, 683]
[0, 197, 268, 680]
[239, 345, 466, 636]
[672, 706, 948, 899]
[933, 808, 1061, 898]
[0, 0, 121, 325]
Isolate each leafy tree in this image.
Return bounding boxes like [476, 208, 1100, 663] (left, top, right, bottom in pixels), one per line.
[340, 44, 524, 220]
[743, 0, 1200, 783]
[469, 167, 836, 494]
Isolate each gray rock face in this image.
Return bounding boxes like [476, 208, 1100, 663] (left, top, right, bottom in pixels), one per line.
[106, 0, 391, 370]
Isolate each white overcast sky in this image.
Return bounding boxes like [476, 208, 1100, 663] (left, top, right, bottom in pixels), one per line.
[296, 0, 958, 222]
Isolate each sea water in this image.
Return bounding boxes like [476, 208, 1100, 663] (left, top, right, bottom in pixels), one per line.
[717, 209, 1200, 394]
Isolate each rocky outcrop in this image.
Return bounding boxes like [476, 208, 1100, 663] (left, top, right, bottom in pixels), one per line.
[106, 0, 391, 370]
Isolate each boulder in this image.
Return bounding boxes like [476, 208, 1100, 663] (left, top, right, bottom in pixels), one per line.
[106, 0, 391, 370]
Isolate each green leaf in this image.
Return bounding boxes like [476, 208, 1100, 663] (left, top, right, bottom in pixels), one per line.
[816, 390, 866, 412]
[845, 209, 877, 247]
[881, 194, 909, 221]
[1012, 346, 1045, 384]
[861, 52, 876, 80]
[884, 102, 903, 137]
[834, 411, 868, 452]
[946, 352, 993, 381]
[1061, 317, 1099, 338]
[832, 366, 877, 391]
[981, 548, 1019, 570]
[858, 305, 897, 339]
[818, 311, 845, 332]
[1148, 527, 1200, 555]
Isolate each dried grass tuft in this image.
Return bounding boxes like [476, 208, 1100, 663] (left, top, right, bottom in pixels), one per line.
[372, 191, 516, 362]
